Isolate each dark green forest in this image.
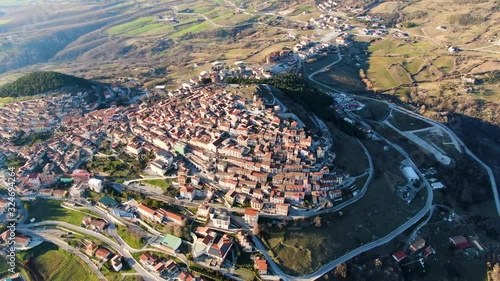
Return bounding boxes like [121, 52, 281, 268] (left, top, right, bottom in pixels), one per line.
[0, 71, 93, 98]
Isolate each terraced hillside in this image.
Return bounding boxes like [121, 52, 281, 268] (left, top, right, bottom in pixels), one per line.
[0, 0, 311, 87]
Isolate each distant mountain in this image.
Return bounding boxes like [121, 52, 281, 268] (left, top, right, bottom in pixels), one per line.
[0, 71, 93, 98]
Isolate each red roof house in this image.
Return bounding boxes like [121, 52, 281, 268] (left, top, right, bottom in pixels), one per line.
[449, 236, 472, 249]
[392, 250, 407, 262]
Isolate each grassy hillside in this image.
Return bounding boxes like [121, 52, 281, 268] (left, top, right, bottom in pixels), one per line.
[0, 71, 92, 98]
[16, 242, 99, 281]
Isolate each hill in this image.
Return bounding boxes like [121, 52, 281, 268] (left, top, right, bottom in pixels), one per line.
[0, 71, 93, 98]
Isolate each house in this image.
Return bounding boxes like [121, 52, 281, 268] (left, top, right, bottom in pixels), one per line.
[449, 236, 472, 249]
[136, 204, 156, 221]
[237, 231, 253, 252]
[244, 208, 259, 227]
[462, 75, 476, 84]
[139, 252, 158, 266]
[88, 178, 103, 193]
[38, 188, 53, 197]
[81, 239, 99, 256]
[422, 246, 435, 257]
[251, 198, 264, 210]
[164, 259, 179, 274]
[110, 255, 123, 271]
[0, 231, 31, 247]
[276, 203, 289, 216]
[196, 204, 211, 221]
[97, 195, 118, 209]
[14, 235, 31, 248]
[178, 271, 196, 281]
[392, 250, 407, 262]
[254, 257, 268, 275]
[95, 247, 111, 260]
[153, 262, 167, 273]
[209, 208, 230, 229]
[126, 142, 143, 155]
[160, 234, 182, 251]
[157, 208, 186, 226]
[207, 234, 233, 263]
[52, 189, 67, 199]
[409, 237, 426, 252]
[224, 189, 237, 205]
[82, 216, 107, 232]
[180, 186, 195, 201]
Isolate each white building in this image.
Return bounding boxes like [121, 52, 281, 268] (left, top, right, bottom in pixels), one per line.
[89, 178, 103, 193]
[244, 208, 259, 227]
[110, 255, 123, 271]
[209, 208, 230, 229]
[180, 186, 195, 201]
[402, 167, 419, 183]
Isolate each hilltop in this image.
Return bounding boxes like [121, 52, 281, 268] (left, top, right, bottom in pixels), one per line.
[0, 71, 93, 98]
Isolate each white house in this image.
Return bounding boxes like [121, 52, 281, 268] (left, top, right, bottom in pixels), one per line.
[89, 178, 103, 193]
[244, 208, 259, 227]
[402, 167, 419, 183]
[110, 255, 123, 271]
[209, 208, 230, 229]
[180, 186, 195, 201]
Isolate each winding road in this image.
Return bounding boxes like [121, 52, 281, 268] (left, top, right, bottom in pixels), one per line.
[248, 54, 436, 281]
[18, 221, 161, 281]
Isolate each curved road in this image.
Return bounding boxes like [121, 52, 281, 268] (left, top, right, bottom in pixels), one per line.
[19, 229, 107, 280]
[18, 221, 161, 281]
[253, 58, 434, 281]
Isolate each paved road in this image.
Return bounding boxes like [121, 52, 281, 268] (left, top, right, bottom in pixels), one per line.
[18, 221, 161, 281]
[306, 51, 343, 80]
[359, 95, 499, 217]
[19, 229, 107, 280]
[292, 139, 373, 219]
[251, 60, 434, 281]
[393, 106, 500, 217]
[122, 176, 174, 186]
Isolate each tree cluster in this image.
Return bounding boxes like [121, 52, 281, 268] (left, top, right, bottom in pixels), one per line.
[0, 71, 93, 98]
[189, 263, 239, 281]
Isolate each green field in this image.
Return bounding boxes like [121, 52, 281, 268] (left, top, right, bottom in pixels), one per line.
[170, 21, 213, 37]
[367, 38, 442, 90]
[17, 242, 99, 281]
[142, 178, 173, 190]
[402, 58, 424, 74]
[432, 56, 454, 73]
[116, 225, 147, 249]
[27, 199, 94, 226]
[107, 17, 158, 36]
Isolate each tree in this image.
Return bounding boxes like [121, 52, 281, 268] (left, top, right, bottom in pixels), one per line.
[314, 216, 322, 227]
[489, 263, 500, 281]
[334, 263, 348, 278]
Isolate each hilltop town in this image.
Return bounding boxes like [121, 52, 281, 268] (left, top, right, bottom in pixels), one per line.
[0, 0, 499, 281]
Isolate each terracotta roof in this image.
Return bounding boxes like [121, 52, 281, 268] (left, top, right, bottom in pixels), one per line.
[95, 248, 111, 259]
[392, 250, 407, 262]
[244, 208, 259, 216]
